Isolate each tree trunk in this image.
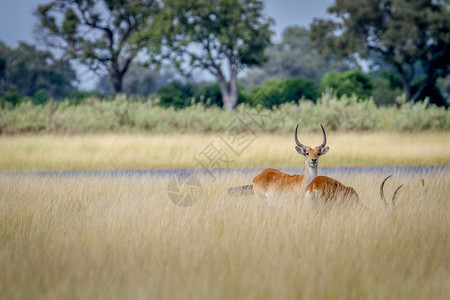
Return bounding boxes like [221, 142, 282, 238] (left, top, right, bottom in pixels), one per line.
[218, 78, 238, 110]
[412, 82, 427, 102]
[402, 81, 412, 103]
[397, 71, 412, 102]
[110, 56, 132, 95]
[222, 90, 238, 110]
[111, 73, 123, 95]
[411, 70, 436, 102]
[395, 62, 414, 103]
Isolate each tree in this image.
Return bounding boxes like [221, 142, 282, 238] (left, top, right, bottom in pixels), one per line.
[193, 81, 252, 107]
[156, 81, 195, 108]
[320, 69, 373, 100]
[156, 0, 273, 110]
[0, 41, 76, 99]
[437, 75, 450, 101]
[251, 77, 319, 107]
[36, 0, 160, 94]
[243, 26, 351, 89]
[371, 71, 403, 106]
[95, 63, 176, 96]
[310, 0, 450, 104]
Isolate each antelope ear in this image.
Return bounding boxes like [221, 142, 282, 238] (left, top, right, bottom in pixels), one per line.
[295, 146, 306, 155]
[320, 146, 330, 155]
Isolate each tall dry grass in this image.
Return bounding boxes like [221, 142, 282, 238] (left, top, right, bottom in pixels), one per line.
[1, 171, 449, 299]
[1, 132, 449, 171]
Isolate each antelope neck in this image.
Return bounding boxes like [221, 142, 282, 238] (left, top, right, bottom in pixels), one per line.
[305, 163, 318, 185]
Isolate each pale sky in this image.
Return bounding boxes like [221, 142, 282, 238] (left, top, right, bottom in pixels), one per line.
[0, 0, 335, 88]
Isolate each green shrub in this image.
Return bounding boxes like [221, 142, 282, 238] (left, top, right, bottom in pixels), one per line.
[372, 77, 402, 106]
[321, 69, 373, 100]
[194, 82, 253, 107]
[0, 91, 29, 106]
[0, 91, 448, 135]
[69, 90, 92, 105]
[392, 100, 449, 131]
[156, 81, 195, 109]
[194, 83, 223, 107]
[250, 77, 319, 107]
[32, 89, 50, 105]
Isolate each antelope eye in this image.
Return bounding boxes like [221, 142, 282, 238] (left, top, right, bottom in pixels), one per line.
[305, 153, 309, 156]
[317, 153, 321, 156]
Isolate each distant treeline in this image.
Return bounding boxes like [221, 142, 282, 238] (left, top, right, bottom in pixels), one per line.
[1, 92, 448, 135]
[1, 0, 449, 110]
[1, 66, 445, 109]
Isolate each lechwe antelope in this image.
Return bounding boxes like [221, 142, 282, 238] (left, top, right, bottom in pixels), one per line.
[229, 124, 359, 203]
[304, 176, 359, 203]
[228, 125, 408, 206]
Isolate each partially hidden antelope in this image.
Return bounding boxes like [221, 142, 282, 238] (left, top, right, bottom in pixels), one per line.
[306, 175, 404, 207]
[380, 175, 404, 209]
[304, 175, 359, 203]
[228, 124, 358, 203]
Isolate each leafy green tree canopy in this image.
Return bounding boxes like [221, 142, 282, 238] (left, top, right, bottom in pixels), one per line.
[36, 0, 160, 94]
[320, 69, 373, 100]
[156, 81, 195, 109]
[0, 41, 76, 100]
[243, 26, 351, 89]
[155, 0, 274, 110]
[251, 77, 319, 107]
[310, 0, 450, 104]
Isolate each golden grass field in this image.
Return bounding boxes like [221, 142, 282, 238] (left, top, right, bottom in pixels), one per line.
[0, 132, 449, 299]
[0, 132, 449, 171]
[1, 171, 449, 300]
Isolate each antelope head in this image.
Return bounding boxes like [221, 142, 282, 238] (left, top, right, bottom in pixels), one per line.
[294, 124, 330, 168]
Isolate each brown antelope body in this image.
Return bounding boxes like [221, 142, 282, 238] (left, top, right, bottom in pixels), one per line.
[228, 124, 361, 203]
[305, 176, 359, 203]
[251, 124, 330, 202]
[228, 125, 405, 206]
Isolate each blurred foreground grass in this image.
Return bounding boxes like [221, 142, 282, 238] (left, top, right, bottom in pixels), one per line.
[1, 171, 449, 299]
[0, 132, 449, 171]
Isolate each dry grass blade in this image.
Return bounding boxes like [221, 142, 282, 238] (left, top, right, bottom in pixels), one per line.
[1, 171, 449, 299]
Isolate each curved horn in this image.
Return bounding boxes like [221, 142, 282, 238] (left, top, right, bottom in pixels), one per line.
[319, 124, 327, 148]
[391, 184, 404, 208]
[380, 175, 392, 207]
[294, 124, 306, 150]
